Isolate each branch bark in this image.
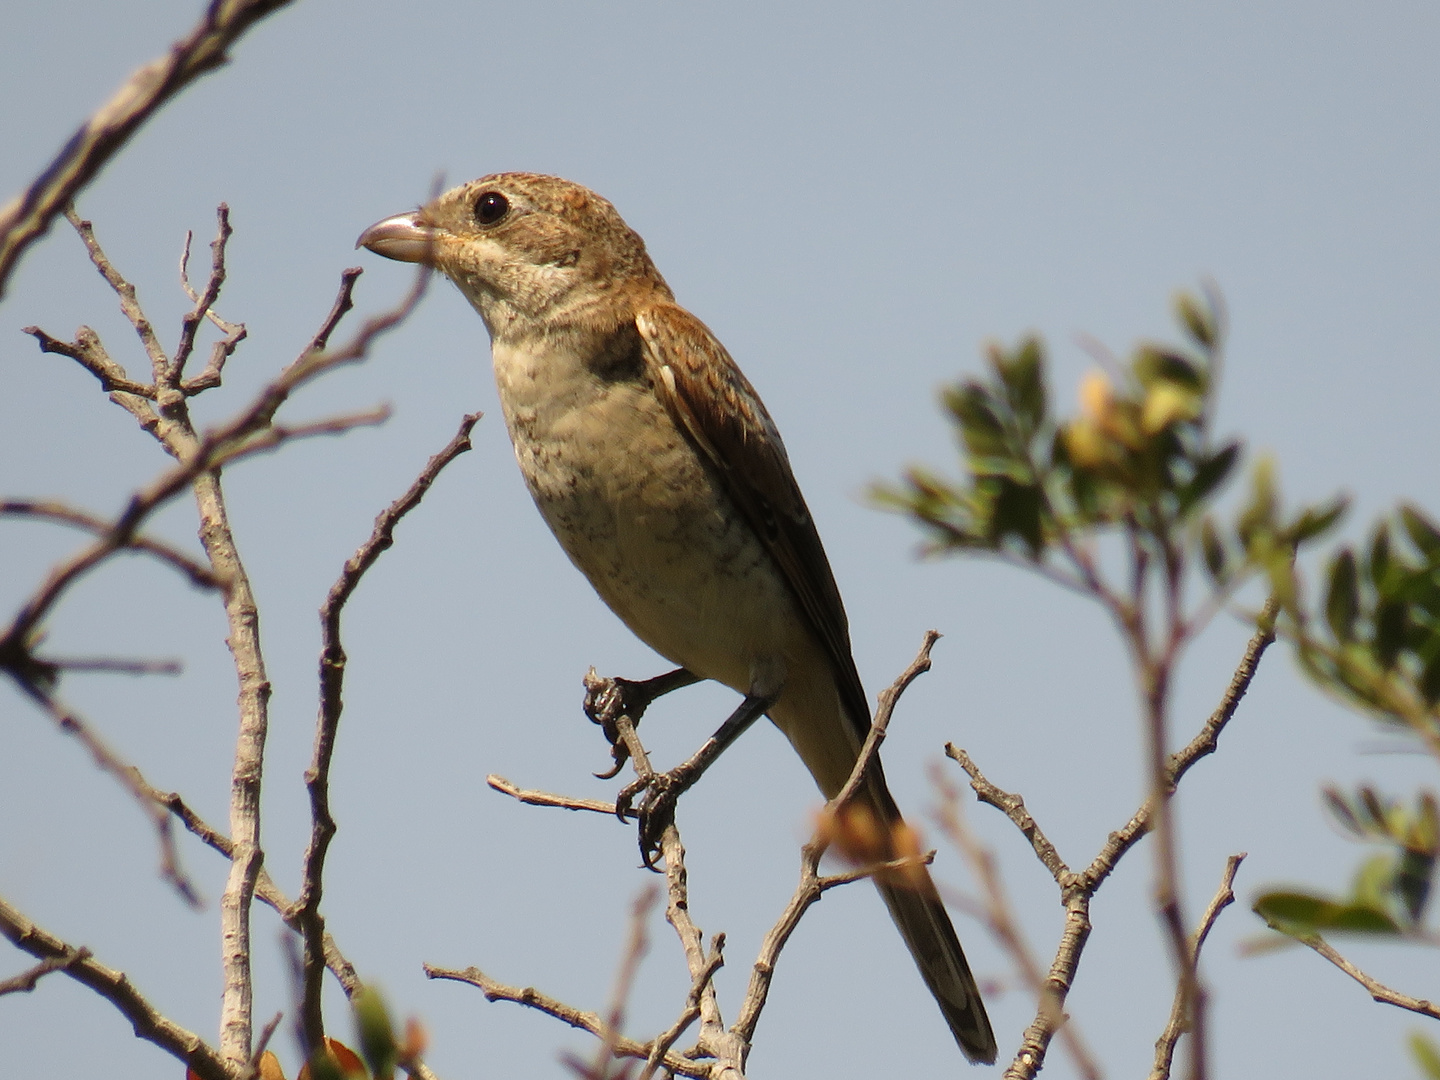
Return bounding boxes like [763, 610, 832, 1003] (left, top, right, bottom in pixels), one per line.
[0, 0, 296, 297]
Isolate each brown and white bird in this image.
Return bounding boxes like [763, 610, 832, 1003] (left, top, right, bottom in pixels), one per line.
[358, 173, 997, 1064]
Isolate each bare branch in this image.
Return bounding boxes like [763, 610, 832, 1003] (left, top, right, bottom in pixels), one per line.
[423, 964, 710, 1080]
[733, 631, 942, 1047]
[640, 942, 724, 1080]
[175, 206, 246, 390]
[0, 0, 297, 297]
[831, 628, 939, 811]
[15, 680, 200, 906]
[0, 499, 219, 587]
[486, 774, 619, 816]
[20, 325, 157, 398]
[951, 612, 1276, 1080]
[945, 744, 1072, 887]
[297, 414, 479, 1050]
[1293, 933, 1440, 1021]
[575, 886, 659, 1080]
[44, 656, 181, 676]
[1080, 604, 1277, 896]
[0, 894, 234, 1080]
[0, 948, 91, 996]
[1151, 854, 1245, 1080]
[931, 763, 1102, 1080]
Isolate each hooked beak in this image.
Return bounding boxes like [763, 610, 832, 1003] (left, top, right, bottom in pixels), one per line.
[356, 212, 441, 264]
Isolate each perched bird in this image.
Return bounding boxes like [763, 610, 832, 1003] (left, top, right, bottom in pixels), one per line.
[358, 174, 997, 1064]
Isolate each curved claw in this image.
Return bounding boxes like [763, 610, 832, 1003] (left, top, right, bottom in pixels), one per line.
[627, 769, 690, 870]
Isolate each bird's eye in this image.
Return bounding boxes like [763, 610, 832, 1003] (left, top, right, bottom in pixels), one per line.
[474, 192, 509, 225]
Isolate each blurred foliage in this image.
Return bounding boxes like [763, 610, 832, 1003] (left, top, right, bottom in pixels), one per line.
[879, 286, 1440, 1050]
[1413, 1032, 1440, 1079]
[873, 287, 1344, 653]
[186, 989, 425, 1080]
[1251, 504, 1440, 950]
[1254, 787, 1438, 939]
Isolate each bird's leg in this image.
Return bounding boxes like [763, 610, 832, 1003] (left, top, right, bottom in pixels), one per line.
[618, 690, 776, 869]
[584, 667, 700, 778]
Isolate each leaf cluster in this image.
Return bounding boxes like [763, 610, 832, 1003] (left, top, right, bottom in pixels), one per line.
[874, 289, 1344, 652]
[1255, 787, 1440, 939]
[1284, 506, 1440, 728]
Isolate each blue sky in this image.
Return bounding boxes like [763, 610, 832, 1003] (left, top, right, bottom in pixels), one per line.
[3, 2, 1439, 1077]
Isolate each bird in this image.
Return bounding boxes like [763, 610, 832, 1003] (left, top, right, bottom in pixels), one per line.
[357, 173, 997, 1064]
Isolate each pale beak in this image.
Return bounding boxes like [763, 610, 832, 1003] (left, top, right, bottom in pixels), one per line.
[356, 212, 441, 264]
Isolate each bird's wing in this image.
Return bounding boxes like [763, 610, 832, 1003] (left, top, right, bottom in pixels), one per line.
[635, 303, 872, 735]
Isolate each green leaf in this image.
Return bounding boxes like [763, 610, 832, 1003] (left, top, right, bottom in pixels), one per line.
[991, 477, 1045, 557]
[1422, 651, 1440, 707]
[1174, 290, 1217, 349]
[993, 337, 1047, 433]
[354, 987, 397, 1080]
[1253, 890, 1402, 936]
[1369, 523, 1394, 589]
[1325, 550, 1360, 642]
[1200, 517, 1228, 583]
[1394, 847, 1434, 924]
[946, 383, 1009, 458]
[1375, 599, 1409, 669]
[1322, 786, 1363, 837]
[1134, 346, 1203, 392]
[1353, 851, 1396, 911]
[1237, 457, 1279, 548]
[1401, 504, 1440, 561]
[1255, 892, 1399, 933]
[1410, 1033, 1440, 1080]
[1290, 495, 1349, 545]
[1179, 442, 1242, 513]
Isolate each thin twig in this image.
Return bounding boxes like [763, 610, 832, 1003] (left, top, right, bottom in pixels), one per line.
[951, 610, 1277, 1080]
[574, 886, 659, 1080]
[297, 415, 479, 1050]
[0, 948, 91, 996]
[16, 681, 200, 905]
[1294, 934, 1440, 1021]
[1, 499, 219, 587]
[1080, 602, 1277, 895]
[932, 763, 1102, 1080]
[1150, 854, 1245, 1080]
[0, 0, 297, 297]
[143, 775, 362, 996]
[732, 631, 942, 1046]
[172, 205, 237, 385]
[639, 942, 725, 1080]
[830, 629, 939, 811]
[0, 894, 234, 1080]
[486, 775, 619, 816]
[423, 965, 709, 1079]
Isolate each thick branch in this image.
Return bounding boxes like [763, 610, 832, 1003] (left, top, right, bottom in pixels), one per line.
[0, 894, 234, 1080]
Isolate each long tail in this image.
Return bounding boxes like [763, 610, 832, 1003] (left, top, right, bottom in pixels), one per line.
[769, 662, 995, 1061]
[877, 867, 997, 1063]
[857, 769, 997, 1065]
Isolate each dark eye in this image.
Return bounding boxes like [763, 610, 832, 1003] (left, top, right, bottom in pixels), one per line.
[474, 191, 509, 225]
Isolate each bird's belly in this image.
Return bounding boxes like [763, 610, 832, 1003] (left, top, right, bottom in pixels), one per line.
[500, 374, 802, 695]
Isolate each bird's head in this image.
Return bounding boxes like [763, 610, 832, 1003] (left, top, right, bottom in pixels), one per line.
[358, 173, 670, 339]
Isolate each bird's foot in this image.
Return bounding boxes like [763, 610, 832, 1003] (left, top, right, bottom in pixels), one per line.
[615, 761, 700, 869]
[583, 671, 646, 778]
[583, 667, 698, 779]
